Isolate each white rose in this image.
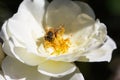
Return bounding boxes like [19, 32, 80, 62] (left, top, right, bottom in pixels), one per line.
[0, 0, 116, 80]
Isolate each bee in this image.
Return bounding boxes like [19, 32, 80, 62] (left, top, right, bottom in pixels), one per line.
[44, 26, 64, 42]
[45, 31, 55, 42]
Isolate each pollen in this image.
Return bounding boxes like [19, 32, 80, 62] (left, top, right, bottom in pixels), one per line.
[44, 26, 71, 55]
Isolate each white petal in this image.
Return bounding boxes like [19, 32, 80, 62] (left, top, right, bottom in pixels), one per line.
[69, 73, 84, 80]
[45, 0, 81, 32]
[74, 1, 95, 19]
[70, 20, 107, 59]
[50, 68, 84, 80]
[6, 38, 25, 64]
[38, 60, 76, 77]
[3, 38, 45, 66]
[7, 0, 46, 54]
[2, 56, 51, 80]
[0, 71, 5, 80]
[69, 13, 94, 34]
[47, 50, 83, 62]
[14, 47, 46, 66]
[1, 0, 48, 56]
[83, 20, 107, 51]
[25, 0, 48, 22]
[2, 39, 15, 58]
[0, 21, 9, 41]
[45, 0, 94, 33]
[77, 56, 89, 62]
[80, 36, 117, 62]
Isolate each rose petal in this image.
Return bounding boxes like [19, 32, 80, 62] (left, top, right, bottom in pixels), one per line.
[69, 13, 94, 34]
[0, 71, 5, 80]
[2, 56, 51, 80]
[45, 0, 95, 34]
[3, 38, 28, 64]
[38, 60, 76, 77]
[47, 50, 83, 62]
[4, 0, 46, 42]
[2, 40, 15, 58]
[71, 20, 107, 53]
[1, 0, 48, 56]
[77, 56, 89, 62]
[78, 36, 117, 62]
[74, 1, 95, 19]
[81, 20, 107, 51]
[25, 0, 48, 22]
[3, 38, 46, 66]
[14, 47, 46, 66]
[69, 73, 84, 80]
[0, 21, 9, 41]
[6, 0, 47, 54]
[50, 68, 84, 80]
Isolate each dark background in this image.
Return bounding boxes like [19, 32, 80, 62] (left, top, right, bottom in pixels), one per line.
[0, 0, 120, 80]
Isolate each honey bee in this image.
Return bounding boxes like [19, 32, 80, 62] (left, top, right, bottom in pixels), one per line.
[44, 26, 64, 42]
[45, 31, 54, 42]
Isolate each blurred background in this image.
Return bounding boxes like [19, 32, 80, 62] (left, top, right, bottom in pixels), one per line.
[0, 0, 119, 80]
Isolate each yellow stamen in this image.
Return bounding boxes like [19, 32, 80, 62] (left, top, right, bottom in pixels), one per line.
[44, 26, 71, 55]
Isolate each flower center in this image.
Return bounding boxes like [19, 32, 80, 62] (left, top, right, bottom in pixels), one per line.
[44, 26, 71, 55]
